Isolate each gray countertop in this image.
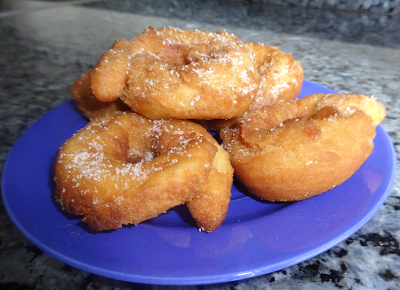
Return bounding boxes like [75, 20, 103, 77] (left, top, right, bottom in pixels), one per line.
[0, 0, 399, 289]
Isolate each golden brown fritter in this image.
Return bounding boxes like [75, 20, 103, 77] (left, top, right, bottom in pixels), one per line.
[90, 26, 260, 120]
[220, 94, 386, 202]
[55, 112, 233, 231]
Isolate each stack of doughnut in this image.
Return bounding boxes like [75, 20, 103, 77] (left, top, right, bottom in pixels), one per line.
[55, 26, 385, 232]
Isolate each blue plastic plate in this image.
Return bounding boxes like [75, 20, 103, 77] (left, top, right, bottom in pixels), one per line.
[2, 80, 396, 285]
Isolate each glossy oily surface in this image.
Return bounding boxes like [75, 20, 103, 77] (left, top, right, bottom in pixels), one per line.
[2, 81, 396, 285]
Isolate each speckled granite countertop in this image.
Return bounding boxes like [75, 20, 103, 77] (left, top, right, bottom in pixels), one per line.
[1, 1, 399, 289]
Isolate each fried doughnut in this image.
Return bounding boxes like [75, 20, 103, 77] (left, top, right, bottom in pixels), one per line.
[89, 26, 259, 120]
[54, 112, 233, 231]
[221, 94, 386, 202]
[71, 70, 129, 120]
[195, 43, 303, 131]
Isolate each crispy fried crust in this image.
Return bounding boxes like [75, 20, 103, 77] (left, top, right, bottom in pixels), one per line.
[90, 26, 260, 120]
[245, 43, 303, 110]
[196, 43, 303, 131]
[55, 113, 230, 231]
[183, 124, 234, 232]
[70, 70, 129, 120]
[220, 94, 386, 202]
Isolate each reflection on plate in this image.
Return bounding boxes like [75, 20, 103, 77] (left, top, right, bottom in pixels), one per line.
[2, 81, 396, 285]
